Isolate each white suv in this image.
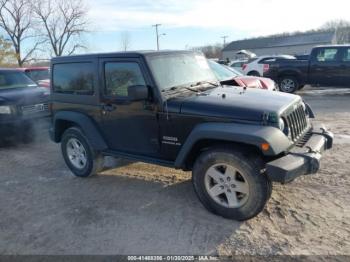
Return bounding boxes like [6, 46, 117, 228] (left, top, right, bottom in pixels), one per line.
[242, 55, 296, 76]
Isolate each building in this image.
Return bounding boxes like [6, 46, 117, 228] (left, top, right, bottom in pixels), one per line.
[222, 31, 337, 60]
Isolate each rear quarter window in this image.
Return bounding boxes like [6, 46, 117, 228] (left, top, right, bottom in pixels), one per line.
[53, 62, 94, 95]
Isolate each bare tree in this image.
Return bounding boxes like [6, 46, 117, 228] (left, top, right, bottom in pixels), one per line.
[191, 44, 222, 59]
[0, 35, 16, 65]
[33, 0, 88, 56]
[120, 31, 131, 51]
[321, 19, 350, 44]
[322, 19, 350, 30]
[0, 0, 42, 66]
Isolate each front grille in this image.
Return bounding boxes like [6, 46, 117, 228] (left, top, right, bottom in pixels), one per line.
[284, 104, 309, 142]
[21, 103, 49, 115]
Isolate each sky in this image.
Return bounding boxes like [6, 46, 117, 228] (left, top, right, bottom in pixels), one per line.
[37, 0, 350, 54]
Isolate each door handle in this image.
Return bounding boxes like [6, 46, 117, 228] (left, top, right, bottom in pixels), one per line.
[101, 104, 116, 112]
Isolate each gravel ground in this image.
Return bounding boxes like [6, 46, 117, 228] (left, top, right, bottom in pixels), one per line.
[0, 88, 349, 256]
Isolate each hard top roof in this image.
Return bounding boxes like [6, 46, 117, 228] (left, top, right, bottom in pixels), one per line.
[51, 50, 197, 62]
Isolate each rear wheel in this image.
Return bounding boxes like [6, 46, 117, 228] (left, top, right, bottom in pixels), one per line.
[192, 148, 272, 221]
[61, 127, 104, 177]
[247, 71, 260, 77]
[279, 76, 299, 93]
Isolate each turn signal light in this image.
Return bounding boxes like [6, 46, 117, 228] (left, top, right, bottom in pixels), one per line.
[261, 143, 270, 151]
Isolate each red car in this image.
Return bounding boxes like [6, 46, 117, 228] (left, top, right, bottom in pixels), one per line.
[208, 60, 277, 91]
[15, 67, 50, 89]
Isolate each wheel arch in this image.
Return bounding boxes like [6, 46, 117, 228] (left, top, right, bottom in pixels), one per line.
[247, 70, 260, 76]
[174, 122, 291, 170]
[51, 111, 108, 151]
[180, 139, 263, 171]
[277, 70, 303, 85]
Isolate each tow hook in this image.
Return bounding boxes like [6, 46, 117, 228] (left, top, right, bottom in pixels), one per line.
[305, 146, 319, 154]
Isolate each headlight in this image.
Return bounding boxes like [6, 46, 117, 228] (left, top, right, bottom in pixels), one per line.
[0, 105, 11, 114]
[279, 118, 285, 131]
[279, 118, 290, 136]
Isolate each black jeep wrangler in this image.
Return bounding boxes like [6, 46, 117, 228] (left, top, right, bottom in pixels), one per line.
[49, 51, 333, 221]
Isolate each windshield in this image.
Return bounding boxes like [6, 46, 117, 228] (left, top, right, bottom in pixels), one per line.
[26, 69, 50, 82]
[0, 71, 38, 90]
[147, 53, 217, 91]
[208, 60, 239, 81]
[225, 66, 243, 76]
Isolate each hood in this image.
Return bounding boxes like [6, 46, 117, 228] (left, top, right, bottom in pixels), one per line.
[235, 76, 276, 91]
[0, 86, 49, 106]
[166, 86, 300, 122]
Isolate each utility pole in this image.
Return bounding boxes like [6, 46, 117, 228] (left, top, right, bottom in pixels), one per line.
[152, 24, 161, 50]
[221, 35, 229, 47]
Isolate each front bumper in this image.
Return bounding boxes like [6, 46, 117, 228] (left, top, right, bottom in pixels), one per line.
[266, 124, 334, 183]
[0, 113, 50, 138]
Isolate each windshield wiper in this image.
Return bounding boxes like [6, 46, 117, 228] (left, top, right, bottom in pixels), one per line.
[184, 86, 200, 92]
[191, 80, 220, 88]
[162, 85, 199, 93]
[161, 86, 180, 93]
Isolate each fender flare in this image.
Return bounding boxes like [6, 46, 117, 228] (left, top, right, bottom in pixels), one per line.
[277, 69, 305, 85]
[174, 122, 292, 169]
[51, 111, 108, 151]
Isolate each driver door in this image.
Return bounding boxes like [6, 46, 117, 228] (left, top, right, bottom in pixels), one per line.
[98, 58, 160, 156]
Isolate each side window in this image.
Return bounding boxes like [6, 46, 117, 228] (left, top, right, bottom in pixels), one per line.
[342, 48, 350, 62]
[53, 63, 94, 95]
[104, 62, 146, 97]
[316, 48, 339, 62]
[232, 62, 243, 67]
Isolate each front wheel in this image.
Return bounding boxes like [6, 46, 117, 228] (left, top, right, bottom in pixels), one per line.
[279, 76, 299, 93]
[61, 127, 104, 177]
[192, 148, 272, 221]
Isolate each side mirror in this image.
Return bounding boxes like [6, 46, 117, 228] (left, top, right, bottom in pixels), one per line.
[128, 85, 149, 101]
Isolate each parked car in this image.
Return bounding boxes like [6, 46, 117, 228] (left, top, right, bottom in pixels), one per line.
[228, 60, 247, 73]
[16, 67, 50, 88]
[208, 60, 277, 91]
[49, 50, 333, 221]
[264, 45, 350, 93]
[37, 79, 50, 89]
[242, 55, 296, 77]
[0, 69, 49, 142]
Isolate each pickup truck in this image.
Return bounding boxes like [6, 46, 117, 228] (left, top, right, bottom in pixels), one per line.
[264, 45, 350, 93]
[0, 69, 49, 142]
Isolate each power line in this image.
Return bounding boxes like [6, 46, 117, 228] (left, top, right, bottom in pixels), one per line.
[221, 35, 229, 47]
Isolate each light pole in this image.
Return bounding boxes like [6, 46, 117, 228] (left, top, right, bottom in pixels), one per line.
[152, 24, 165, 50]
[221, 35, 229, 47]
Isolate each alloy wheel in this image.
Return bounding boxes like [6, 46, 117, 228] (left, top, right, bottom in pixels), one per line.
[66, 138, 87, 169]
[204, 163, 250, 208]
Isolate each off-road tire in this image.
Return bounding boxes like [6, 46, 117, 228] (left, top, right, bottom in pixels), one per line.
[192, 148, 272, 221]
[61, 127, 104, 177]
